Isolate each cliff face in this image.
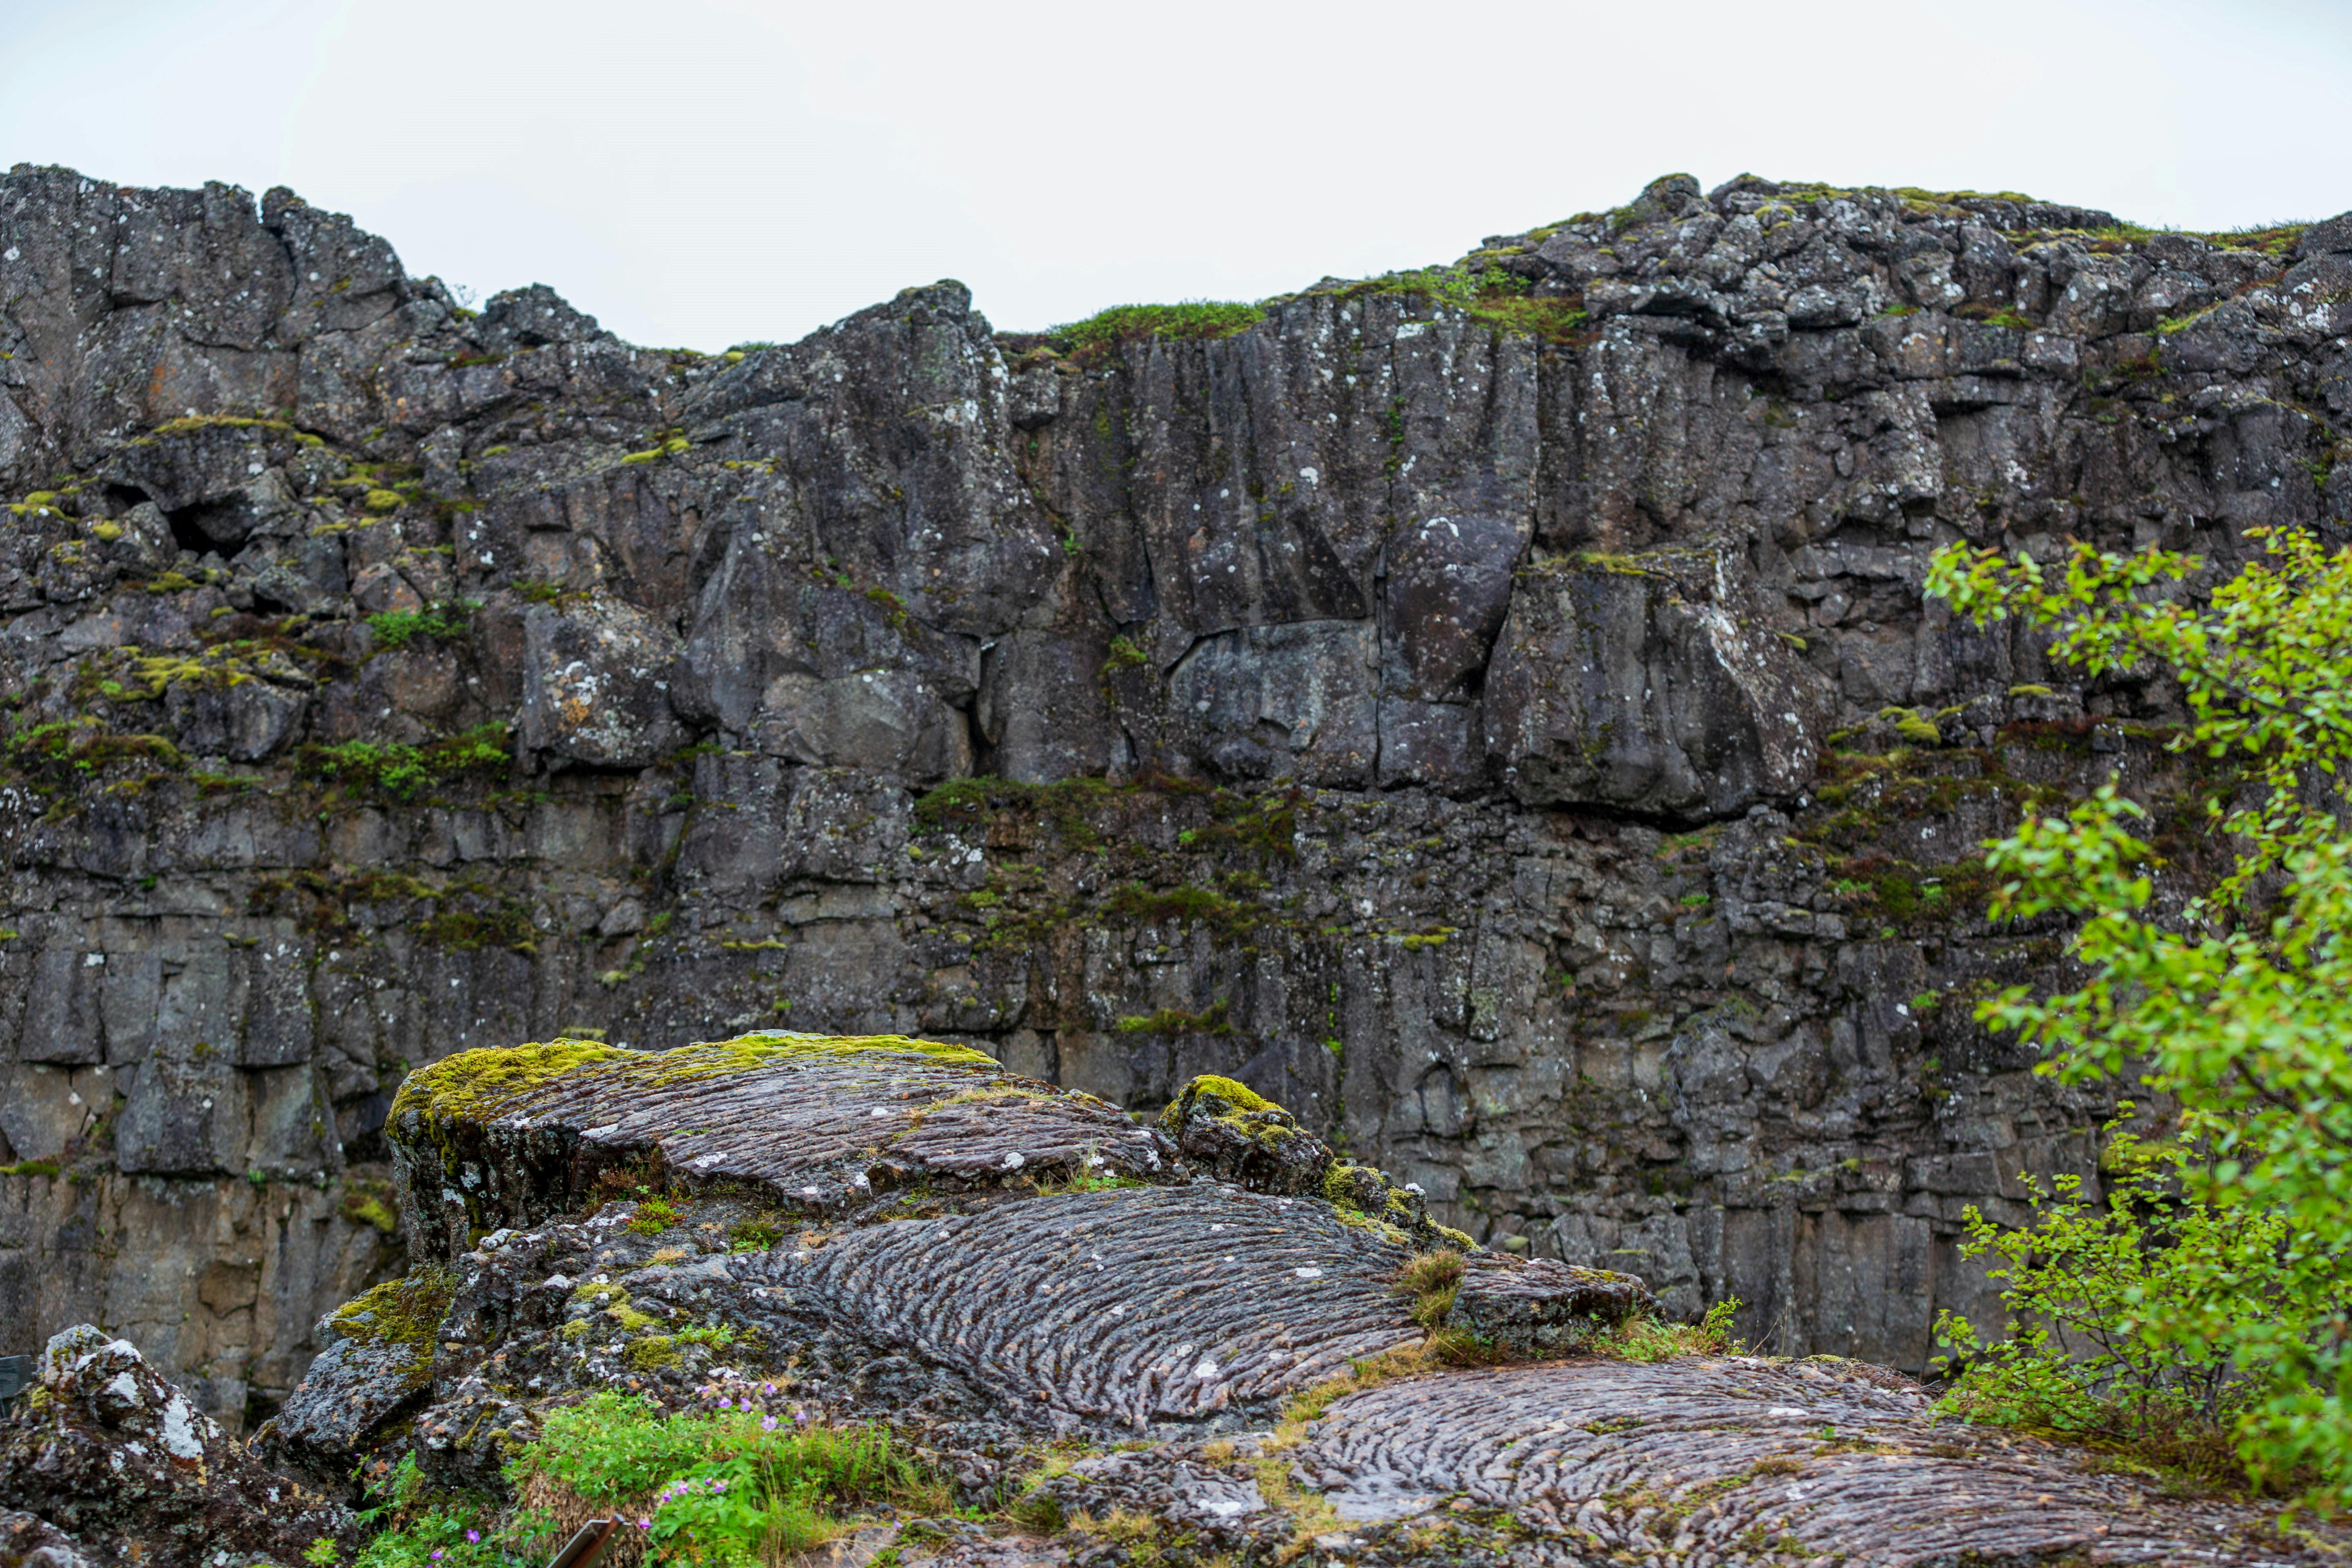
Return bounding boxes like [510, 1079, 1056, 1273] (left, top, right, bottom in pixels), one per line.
[2, 163, 2347, 1424]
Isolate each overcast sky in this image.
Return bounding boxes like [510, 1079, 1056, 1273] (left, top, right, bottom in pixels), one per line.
[5, 0, 2349, 350]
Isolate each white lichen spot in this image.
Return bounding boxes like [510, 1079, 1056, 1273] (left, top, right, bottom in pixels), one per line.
[158, 1392, 204, 1459]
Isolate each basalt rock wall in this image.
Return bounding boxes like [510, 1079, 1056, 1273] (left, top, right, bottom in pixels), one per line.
[3, 163, 2349, 1419]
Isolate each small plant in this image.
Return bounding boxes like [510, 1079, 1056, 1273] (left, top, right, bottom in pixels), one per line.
[1595, 1298, 1745, 1363]
[1396, 1248, 1466, 1329]
[728, 1215, 789, 1252]
[367, 600, 479, 651]
[298, 723, 512, 802]
[625, 1196, 683, 1235]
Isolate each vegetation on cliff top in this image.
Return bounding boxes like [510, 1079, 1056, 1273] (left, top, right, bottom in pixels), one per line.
[1038, 301, 1263, 367]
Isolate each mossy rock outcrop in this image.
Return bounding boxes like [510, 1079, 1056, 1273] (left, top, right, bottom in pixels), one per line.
[1155, 1072, 1336, 1196]
[388, 1031, 1171, 1262]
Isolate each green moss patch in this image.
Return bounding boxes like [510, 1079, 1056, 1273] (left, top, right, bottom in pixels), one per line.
[392, 1031, 996, 1131]
[295, 722, 513, 803]
[1162, 1074, 1273, 1123]
[390, 1037, 630, 1127]
[1116, 1001, 1232, 1036]
[327, 1268, 458, 1377]
[366, 600, 479, 652]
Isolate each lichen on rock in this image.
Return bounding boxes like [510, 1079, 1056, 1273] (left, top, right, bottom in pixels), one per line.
[0, 1325, 353, 1567]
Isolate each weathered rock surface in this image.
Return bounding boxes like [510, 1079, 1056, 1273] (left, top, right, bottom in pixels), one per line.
[1487, 551, 1824, 817]
[1445, 1252, 1657, 1357]
[1296, 1357, 2316, 1563]
[0, 1510, 92, 1568]
[0, 1324, 352, 1568]
[13, 1047, 2343, 1566]
[386, 1032, 1174, 1261]
[319, 1054, 1644, 1487]
[762, 1185, 1417, 1427]
[4, 163, 2349, 1429]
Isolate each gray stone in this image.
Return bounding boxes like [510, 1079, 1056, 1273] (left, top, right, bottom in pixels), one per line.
[520, 594, 686, 768]
[1485, 553, 1823, 819]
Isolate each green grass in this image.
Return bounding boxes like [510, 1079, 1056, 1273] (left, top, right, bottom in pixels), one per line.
[1590, 1299, 1745, 1363]
[352, 1393, 949, 1564]
[1345, 263, 1588, 342]
[1044, 301, 1263, 366]
[516, 1392, 948, 1561]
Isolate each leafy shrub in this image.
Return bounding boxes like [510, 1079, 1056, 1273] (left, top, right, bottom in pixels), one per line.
[1935, 1119, 2298, 1489]
[350, 1456, 534, 1568]
[1926, 524, 2352, 1507]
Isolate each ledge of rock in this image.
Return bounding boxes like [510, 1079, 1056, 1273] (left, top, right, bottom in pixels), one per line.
[388, 1031, 1177, 1262]
[1485, 549, 1826, 820]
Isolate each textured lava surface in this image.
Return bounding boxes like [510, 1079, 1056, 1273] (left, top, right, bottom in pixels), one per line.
[755, 1185, 1417, 1426]
[393, 1037, 1174, 1259]
[1298, 1358, 2320, 1564]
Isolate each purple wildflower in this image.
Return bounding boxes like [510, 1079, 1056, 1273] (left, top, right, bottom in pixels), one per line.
[762, 1415, 779, 1431]
[466, 1530, 480, 1543]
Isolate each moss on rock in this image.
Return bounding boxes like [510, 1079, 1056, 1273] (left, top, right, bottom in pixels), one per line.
[1154, 1073, 1275, 1130]
[1157, 1074, 1334, 1196]
[325, 1267, 458, 1379]
[392, 1030, 996, 1131]
[1324, 1161, 1466, 1252]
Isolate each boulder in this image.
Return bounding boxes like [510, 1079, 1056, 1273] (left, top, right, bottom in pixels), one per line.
[1444, 1253, 1657, 1356]
[520, 593, 688, 768]
[1156, 1072, 1335, 1196]
[0, 1325, 352, 1568]
[386, 1032, 1174, 1262]
[1485, 550, 1824, 819]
